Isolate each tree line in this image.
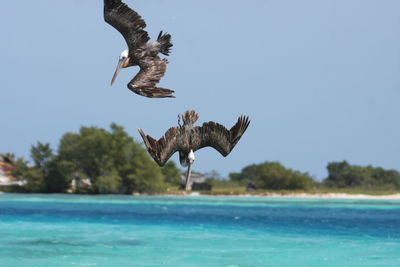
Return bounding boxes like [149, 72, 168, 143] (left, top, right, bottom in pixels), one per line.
[228, 161, 400, 191]
[1, 123, 399, 193]
[1, 123, 180, 194]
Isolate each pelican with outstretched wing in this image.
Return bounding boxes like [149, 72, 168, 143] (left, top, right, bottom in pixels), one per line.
[104, 0, 174, 98]
[138, 110, 250, 190]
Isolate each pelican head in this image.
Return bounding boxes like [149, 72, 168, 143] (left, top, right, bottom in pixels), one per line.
[184, 149, 195, 191]
[111, 49, 130, 85]
[188, 149, 195, 164]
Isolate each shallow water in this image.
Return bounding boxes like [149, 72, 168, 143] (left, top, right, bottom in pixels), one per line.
[0, 194, 399, 266]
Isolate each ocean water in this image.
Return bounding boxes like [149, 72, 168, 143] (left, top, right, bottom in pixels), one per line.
[0, 194, 399, 267]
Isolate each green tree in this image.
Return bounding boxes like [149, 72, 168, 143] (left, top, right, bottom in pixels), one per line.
[229, 164, 258, 184]
[95, 169, 122, 194]
[161, 161, 181, 185]
[31, 142, 53, 169]
[324, 161, 400, 190]
[57, 123, 168, 194]
[0, 153, 17, 165]
[324, 161, 351, 187]
[43, 158, 71, 193]
[230, 161, 313, 190]
[9, 142, 70, 193]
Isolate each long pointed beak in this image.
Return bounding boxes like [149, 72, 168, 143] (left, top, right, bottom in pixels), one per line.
[185, 162, 193, 191]
[111, 57, 127, 85]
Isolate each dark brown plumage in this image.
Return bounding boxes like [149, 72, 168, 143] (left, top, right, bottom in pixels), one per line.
[138, 110, 250, 167]
[104, 0, 174, 98]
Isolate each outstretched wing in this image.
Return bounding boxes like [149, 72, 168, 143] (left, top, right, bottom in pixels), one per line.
[127, 57, 175, 98]
[104, 0, 149, 51]
[193, 116, 250, 156]
[138, 127, 181, 166]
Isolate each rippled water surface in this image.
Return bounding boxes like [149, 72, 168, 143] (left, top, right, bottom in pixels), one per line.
[0, 194, 399, 266]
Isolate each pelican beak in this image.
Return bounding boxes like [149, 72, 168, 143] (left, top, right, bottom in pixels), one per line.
[111, 57, 128, 85]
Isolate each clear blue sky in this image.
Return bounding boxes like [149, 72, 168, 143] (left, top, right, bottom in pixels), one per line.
[1, 0, 399, 180]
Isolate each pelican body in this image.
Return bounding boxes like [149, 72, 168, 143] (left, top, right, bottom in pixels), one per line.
[104, 0, 174, 98]
[138, 110, 251, 190]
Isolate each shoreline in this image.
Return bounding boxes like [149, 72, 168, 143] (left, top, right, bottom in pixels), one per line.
[179, 192, 400, 200]
[157, 192, 400, 200]
[1, 191, 400, 200]
[245, 192, 400, 200]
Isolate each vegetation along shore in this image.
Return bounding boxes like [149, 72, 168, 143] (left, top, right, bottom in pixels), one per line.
[1, 123, 399, 196]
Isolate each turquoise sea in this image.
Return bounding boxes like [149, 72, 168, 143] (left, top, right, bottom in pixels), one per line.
[0, 194, 399, 266]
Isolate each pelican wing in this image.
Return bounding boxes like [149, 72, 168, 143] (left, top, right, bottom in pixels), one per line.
[104, 0, 150, 51]
[127, 57, 174, 98]
[194, 116, 250, 156]
[138, 127, 181, 166]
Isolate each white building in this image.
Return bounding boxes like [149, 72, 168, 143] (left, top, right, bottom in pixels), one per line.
[0, 162, 26, 186]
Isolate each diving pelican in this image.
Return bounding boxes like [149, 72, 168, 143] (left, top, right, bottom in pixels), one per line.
[104, 0, 174, 98]
[138, 110, 250, 190]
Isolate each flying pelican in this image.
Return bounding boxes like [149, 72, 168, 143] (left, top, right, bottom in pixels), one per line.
[104, 0, 174, 98]
[138, 110, 250, 190]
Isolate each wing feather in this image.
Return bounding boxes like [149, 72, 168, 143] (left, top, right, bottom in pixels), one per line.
[127, 57, 174, 98]
[104, 0, 150, 51]
[228, 115, 251, 148]
[194, 116, 250, 156]
[138, 127, 180, 166]
[130, 57, 166, 88]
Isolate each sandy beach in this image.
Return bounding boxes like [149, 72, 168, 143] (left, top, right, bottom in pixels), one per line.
[166, 191, 400, 200]
[236, 192, 400, 200]
[1, 191, 399, 200]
